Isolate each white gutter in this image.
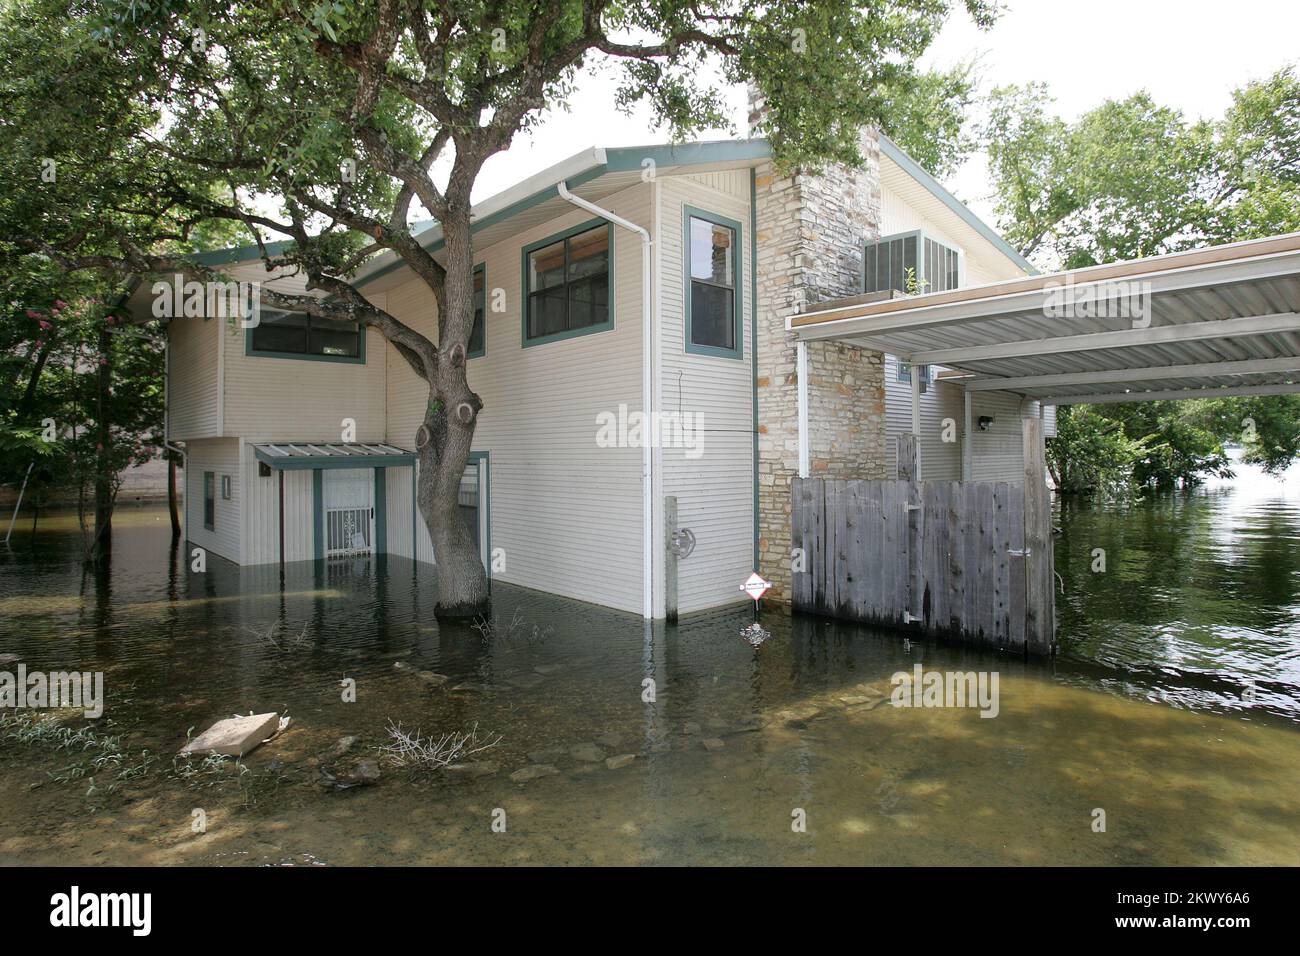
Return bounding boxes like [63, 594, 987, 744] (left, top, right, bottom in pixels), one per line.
[556, 180, 656, 619]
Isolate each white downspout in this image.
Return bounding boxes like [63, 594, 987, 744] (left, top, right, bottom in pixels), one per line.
[556, 181, 655, 620]
[796, 340, 810, 479]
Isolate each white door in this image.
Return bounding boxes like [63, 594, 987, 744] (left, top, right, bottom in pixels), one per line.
[324, 468, 374, 557]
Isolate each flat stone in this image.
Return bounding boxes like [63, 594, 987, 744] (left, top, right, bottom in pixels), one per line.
[509, 764, 559, 783]
[180, 713, 281, 757]
[595, 731, 623, 749]
[838, 694, 872, 706]
[445, 760, 499, 779]
[505, 672, 545, 689]
[702, 738, 726, 751]
[0, 654, 20, 667]
[324, 735, 358, 761]
[681, 721, 702, 735]
[321, 759, 381, 790]
[605, 754, 637, 770]
[569, 742, 606, 763]
[416, 671, 449, 686]
[533, 664, 564, 675]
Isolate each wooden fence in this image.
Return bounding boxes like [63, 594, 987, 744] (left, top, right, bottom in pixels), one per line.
[791, 420, 1055, 656]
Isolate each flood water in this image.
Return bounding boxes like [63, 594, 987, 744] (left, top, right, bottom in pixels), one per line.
[2, 461, 1298, 866]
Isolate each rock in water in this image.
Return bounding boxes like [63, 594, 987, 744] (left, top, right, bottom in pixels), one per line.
[570, 742, 606, 763]
[0, 654, 20, 667]
[510, 764, 559, 783]
[605, 754, 636, 769]
[702, 738, 726, 751]
[180, 713, 281, 758]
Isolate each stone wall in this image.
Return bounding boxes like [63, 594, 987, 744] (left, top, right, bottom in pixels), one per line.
[753, 127, 887, 603]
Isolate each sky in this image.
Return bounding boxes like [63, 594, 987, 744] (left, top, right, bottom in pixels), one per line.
[469, 0, 1300, 226]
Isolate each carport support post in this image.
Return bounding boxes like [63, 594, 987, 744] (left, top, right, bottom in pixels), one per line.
[796, 341, 810, 479]
[664, 495, 678, 623]
[1023, 419, 1054, 654]
[962, 388, 973, 481]
[897, 434, 923, 627]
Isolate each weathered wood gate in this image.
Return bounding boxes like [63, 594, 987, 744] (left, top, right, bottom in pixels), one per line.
[791, 420, 1055, 656]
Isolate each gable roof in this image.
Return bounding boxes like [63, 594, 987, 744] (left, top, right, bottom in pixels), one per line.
[180, 135, 1028, 290]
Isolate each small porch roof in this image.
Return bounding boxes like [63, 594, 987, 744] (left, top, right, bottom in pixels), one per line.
[253, 442, 416, 470]
[787, 233, 1300, 405]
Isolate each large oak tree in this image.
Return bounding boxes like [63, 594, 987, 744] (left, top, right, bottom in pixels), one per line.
[2, 0, 992, 615]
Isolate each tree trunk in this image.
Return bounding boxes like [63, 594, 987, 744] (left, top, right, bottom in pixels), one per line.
[92, 323, 113, 565]
[415, 205, 490, 620]
[167, 453, 181, 538]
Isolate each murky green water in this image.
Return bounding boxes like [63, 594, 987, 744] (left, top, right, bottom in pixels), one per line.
[1, 463, 1298, 866]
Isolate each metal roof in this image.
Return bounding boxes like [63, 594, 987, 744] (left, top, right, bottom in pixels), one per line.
[788, 233, 1300, 405]
[253, 442, 416, 470]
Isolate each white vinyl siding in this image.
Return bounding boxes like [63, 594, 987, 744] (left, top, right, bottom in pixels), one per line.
[167, 314, 220, 440]
[184, 438, 241, 564]
[241, 444, 315, 566]
[382, 184, 650, 613]
[658, 171, 755, 613]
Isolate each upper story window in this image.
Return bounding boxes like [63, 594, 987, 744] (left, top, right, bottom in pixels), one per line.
[685, 206, 743, 359]
[523, 221, 612, 346]
[865, 231, 962, 296]
[249, 309, 363, 363]
[468, 264, 486, 358]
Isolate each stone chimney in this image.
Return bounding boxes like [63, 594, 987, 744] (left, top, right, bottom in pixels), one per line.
[750, 91, 886, 602]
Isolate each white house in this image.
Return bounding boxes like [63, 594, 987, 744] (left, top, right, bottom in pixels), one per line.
[126, 129, 1054, 619]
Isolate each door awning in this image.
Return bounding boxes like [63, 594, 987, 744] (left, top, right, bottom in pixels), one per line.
[253, 442, 416, 470]
[787, 232, 1300, 405]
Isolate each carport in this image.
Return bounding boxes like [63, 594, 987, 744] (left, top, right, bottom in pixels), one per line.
[783, 232, 1300, 655]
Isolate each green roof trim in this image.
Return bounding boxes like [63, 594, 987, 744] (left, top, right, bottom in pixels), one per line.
[877, 133, 1037, 276]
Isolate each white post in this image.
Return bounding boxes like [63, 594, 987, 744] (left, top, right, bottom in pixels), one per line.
[963, 387, 973, 481]
[796, 340, 810, 479]
[910, 364, 922, 480]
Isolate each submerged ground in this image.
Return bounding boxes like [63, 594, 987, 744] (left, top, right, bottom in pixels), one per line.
[1, 461, 1298, 866]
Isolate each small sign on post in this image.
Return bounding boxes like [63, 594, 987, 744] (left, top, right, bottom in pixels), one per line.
[739, 572, 771, 602]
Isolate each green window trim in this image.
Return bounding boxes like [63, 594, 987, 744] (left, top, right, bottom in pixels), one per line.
[468, 263, 487, 359]
[202, 471, 215, 531]
[683, 204, 744, 360]
[520, 218, 615, 348]
[244, 311, 368, 365]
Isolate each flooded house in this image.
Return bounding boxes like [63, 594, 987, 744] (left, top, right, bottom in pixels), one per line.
[123, 121, 1055, 620]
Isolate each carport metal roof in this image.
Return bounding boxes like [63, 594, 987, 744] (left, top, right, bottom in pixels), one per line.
[253, 442, 416, 470]
[787, 233, 1300, 406]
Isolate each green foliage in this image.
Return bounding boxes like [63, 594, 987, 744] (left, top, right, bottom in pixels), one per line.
[1047, 405, 1151, 497]
[986, 67, 1300, 487]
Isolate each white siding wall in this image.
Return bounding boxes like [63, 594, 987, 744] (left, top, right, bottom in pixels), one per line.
[241, 446, 315, 565]
[882, 356, 964, 480]
[167, 315, 220, 440]
[382, 184, 651, 613]
[184, 438, 241, 564]
[658, 171, 754, 613]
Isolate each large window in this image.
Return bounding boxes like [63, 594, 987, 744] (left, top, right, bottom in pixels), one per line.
[685, 207, 742, 358]
[203, 471, 215, 531]
[523, 222, 611, 345]
[864, 231, 961, 296]
[468, 264, 486, 358]
[249, 309, 362, 362]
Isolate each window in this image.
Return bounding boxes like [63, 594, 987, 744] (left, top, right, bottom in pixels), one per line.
[864, 231, 961, 296]
[249, 309, 362, 362]
[220, 474, 232, 500]
[203, 471, 215, 531]
[685, 207, 742, 358]
[468, 264, 486, 358]
[523, 221, 612, 345]
[898, 362, 932, 392]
